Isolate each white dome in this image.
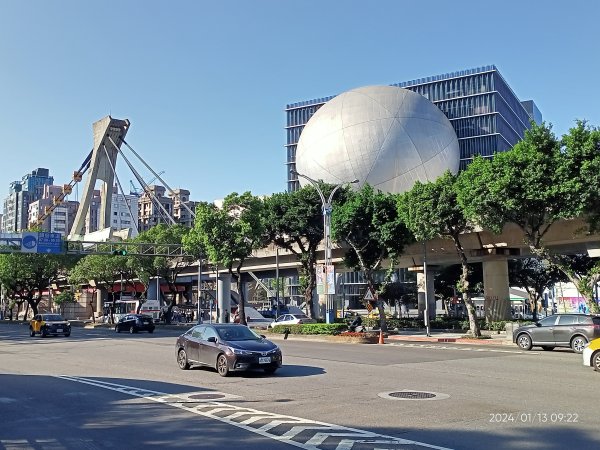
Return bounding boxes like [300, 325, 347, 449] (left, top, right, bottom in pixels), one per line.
[295, 85, 460, 193]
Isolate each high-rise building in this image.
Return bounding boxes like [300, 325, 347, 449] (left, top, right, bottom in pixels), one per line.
[137, 185, 199, 232]
[285, 65, 540, 191]
[138, 185, 174, 232]
[28, 185, 79, 237]
[84, 188, 139, 237]
[283, 65, 542, 309]
[2, 168, 54, 233]
[172, 189, 197, 228]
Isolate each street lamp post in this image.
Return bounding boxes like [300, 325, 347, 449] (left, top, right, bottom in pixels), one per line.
[291, 169, 359, 324]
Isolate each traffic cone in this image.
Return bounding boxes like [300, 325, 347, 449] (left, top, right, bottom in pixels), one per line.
[378, 329, 385, 344]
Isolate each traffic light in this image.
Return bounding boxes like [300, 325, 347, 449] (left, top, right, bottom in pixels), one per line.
[112, 249, 128, 256]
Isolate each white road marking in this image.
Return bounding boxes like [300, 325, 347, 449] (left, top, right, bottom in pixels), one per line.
[57, 375, 454, 450]
[390, 342, 539, 354]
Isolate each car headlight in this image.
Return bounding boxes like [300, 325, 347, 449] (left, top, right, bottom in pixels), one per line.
[227, 347, 251, 355]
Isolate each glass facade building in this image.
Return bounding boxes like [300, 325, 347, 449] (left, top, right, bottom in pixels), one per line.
[285, 65, 540, 192]
[282, 66, 541, 309]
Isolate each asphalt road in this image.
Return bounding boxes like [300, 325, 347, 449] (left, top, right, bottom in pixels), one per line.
[1, 322, 598, 450]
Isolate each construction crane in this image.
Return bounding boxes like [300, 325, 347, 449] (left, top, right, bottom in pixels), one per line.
[129, 171, 165, 197]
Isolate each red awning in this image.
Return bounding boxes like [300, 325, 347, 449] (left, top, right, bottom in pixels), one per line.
[160, 285, 186, 293]
[111, 282, 146, 293]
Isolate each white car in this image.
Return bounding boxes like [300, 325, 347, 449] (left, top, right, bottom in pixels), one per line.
[582, 338, 600, 371]
[269, 313, 316, 328]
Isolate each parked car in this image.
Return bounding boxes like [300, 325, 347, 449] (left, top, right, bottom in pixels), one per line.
[175, 323, 282, 376]
[115, 314, 155, 334]
[269, 313, 316, 328]
[29, 313, 71, 337]
[582, 338, 600, 371]
[513, 313, 600, 353]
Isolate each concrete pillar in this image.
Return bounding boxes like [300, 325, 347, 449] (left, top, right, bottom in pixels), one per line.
[95, 290, 103, 316]
[482, 258, 511, 320]
[239, 279, 249, 313]
[217, 273, 231, 323]
[417, 270, 436, 321]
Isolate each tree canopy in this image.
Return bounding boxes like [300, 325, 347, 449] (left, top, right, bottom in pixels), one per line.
[331, 184, 412, 329]
[263, 184, 345, 318]
[185, 192, 265, 325]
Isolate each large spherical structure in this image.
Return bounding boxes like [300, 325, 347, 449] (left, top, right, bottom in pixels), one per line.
[295, 85, 459, 194]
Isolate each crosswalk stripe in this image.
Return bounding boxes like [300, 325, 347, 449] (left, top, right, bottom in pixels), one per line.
[57, 375, 454, 450]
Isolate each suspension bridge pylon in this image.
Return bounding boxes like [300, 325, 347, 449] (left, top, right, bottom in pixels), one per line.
[68, 116, 130, 240]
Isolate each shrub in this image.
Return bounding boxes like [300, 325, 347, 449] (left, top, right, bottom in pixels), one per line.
[271, 323, 346, 335]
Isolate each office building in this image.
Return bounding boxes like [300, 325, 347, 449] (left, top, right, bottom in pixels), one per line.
[285, 65, 540, 191]
[284, 65, 541, 309]
[2, 168, 54, 233]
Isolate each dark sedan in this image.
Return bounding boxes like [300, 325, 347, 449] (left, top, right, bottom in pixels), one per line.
[115, 314, 155, 334]
[175, 323, 282, 376]
[513, 313, 600, 353]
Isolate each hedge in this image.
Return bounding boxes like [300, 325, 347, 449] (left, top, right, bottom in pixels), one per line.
[363, 316, 515, 331]
[270, 323, 347, 335]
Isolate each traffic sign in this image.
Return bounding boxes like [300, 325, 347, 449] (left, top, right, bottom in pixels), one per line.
[37, 232, 63, 254]
[20, 232, 63, 254]
[363, 288, 375, 301]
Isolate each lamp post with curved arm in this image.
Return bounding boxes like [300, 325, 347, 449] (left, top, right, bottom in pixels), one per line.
[291, 169, 359, 323]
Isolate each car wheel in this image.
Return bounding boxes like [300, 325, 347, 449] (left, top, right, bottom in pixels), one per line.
[570, 335, 587, 353]
[115, 325, 120, 333]
[516, 333, 532, 350]
[177, 349, 190, 370]
[41, 327, 47, 338]
[64, 332, 70, 337]
[29, 327, 35, 337]
[217, 354, 230, 377]
[593, 351, 600, 372]
[129, 326, 136, 334]
[264, 367, 278, 375]
[541, 346, 555, 351]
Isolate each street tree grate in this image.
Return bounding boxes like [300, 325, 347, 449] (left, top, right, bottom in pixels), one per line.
[378, 390, 449, 401]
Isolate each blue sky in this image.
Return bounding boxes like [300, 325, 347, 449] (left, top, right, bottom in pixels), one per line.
[1, 0, 598, 203]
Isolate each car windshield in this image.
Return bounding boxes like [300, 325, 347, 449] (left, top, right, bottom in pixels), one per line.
[215, 326, 261, 341]
[43, 315, 64, 321]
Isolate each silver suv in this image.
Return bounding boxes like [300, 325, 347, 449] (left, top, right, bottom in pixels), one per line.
[513, 314, 600, 353]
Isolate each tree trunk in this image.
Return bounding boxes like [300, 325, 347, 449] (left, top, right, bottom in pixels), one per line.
[300, 263, 317, 319]
[452, 235, 481, 337]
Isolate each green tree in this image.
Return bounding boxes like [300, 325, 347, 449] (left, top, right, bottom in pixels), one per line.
[185, 193, 265, 326]
[398, 171, 482, 336]
[132, 224, 197, 324]
[331, 184, 412, 330]
[0, 253, 75, 317]
[456, 122, 600, 313]
[53, 290, 76, 316]
[69, 253, 131, 324]
[263, 184, 346, 319]
[508, 258, 567, 321]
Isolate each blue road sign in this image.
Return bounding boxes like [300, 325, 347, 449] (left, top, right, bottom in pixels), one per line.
[21, 232, 38, 253]
[37, 232, 63, 254]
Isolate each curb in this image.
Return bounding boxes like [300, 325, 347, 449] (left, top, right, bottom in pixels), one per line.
[386, 335, 514, 346]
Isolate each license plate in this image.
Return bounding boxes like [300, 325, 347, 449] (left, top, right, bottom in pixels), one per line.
[258, 357, 271, 364]
[56, 328, 63, 332]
